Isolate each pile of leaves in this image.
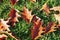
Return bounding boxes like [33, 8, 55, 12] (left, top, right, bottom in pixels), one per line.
[0, 0, 60, 40]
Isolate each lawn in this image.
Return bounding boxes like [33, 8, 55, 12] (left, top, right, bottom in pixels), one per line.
[0, 0, 60, 40]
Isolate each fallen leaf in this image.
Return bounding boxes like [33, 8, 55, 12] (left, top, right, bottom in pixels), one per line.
[7, 8, 20, 26]
[44, 22, 56, 34]
[31, 16, 43, 40]
[22, 7, 34, 23]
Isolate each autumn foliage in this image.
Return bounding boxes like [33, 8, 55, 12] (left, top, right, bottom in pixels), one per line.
[0, 0, 60, 40]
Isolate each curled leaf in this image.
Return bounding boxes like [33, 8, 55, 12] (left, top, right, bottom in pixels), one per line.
[31, 16, 43, 40]
[10, 0, 19, 5]
[7, 8, 20, 26]
[22, 7, 34, 23]
[0, 19, 10, 32]
[44, 22, 56, 34]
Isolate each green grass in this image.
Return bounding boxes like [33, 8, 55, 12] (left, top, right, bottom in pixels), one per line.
[0, 0, 60, 40]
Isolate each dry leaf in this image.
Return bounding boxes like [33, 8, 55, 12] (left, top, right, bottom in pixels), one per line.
[22, 7, 34, 23]
[0, 19, 10, 32]
[41, 3, 50, 15]
[44, 22, 56, 34]
[10, 0, 19, 5]
[50, 6, 60, 12]
[7, 8, 20, 26]
[31, 16, 43, 40]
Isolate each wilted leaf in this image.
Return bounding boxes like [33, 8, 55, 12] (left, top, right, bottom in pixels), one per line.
[43, 22, 56, 34]
[31, 16, 43, 40]
[7, 8, 20, 26]
[22, 7, 34, 23]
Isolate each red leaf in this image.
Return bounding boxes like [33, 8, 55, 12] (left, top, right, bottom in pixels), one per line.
[7, 8, 20, 26]
[31, 16, 43, 40]
[22, 7, 34, 23]
[9, 8, 16, 17]
[10, 0, 19, 5]
[44, 22, 56, 34]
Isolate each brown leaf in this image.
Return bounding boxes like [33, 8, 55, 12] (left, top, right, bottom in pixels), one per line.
[50, 6, 60, 12]
[7, 8, 20, 26]
[22, 7, 34, 23]
[31, 16, 43, 40]
[44, 22, 56, 34]
[10, 0, 19, 5]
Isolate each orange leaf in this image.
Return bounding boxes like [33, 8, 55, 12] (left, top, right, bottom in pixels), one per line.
[31, 16, 43, 40]
[22, 7, 34, 23]
[10, 0, 19, 5]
